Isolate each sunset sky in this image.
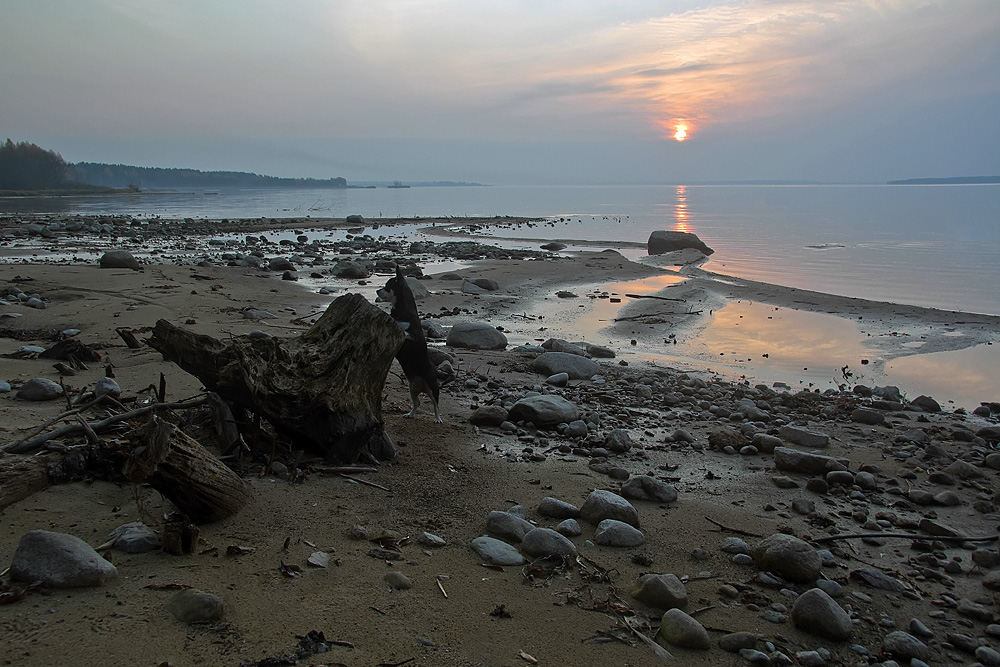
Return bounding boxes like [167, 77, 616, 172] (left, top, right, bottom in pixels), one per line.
[2, 0, 998, 184]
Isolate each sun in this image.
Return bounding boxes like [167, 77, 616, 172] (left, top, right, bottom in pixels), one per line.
[673, 123, 688, 142]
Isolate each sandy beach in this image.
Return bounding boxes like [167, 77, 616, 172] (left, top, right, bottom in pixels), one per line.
[2, 215, 1000, 666]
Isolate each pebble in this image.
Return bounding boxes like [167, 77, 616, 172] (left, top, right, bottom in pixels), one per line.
[166, 589, 225, 624]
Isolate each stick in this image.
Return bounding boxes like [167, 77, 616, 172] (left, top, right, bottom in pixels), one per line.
[437, 579, 448, 599]
[2, 395, 208, 454]
[705, 516, 763, 538]
[609, 311, 701, 322]
[624, 293, 684, 302]
[812, 532, 998, 544]
[337, 473, 390, 491]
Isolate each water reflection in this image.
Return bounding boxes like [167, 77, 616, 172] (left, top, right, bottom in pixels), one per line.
[885, 343, 999, 408]
[674, 185, 689, 233]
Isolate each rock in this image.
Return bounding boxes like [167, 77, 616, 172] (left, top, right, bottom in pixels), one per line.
[10, 530, 118, 588]
[753, 533, 821, 583]
[106, 522, 160, 553]
[485, 510, 535, 543]
[555, 519, 582, 537]
[620, 475, 678, 504]
[910, 395, 941, 412]
[99, 250, 142, 270]
[537, 497, 580, 519]
[470, 536, 525, 566]
[384, 571, 413, 590]
[709, 427, 747, 450]
[541, 338, 588, 356]
[791, 588, 853, 641]
[657, 608, 711, 649]
[507, 395, 578, 426]
[603, 429, 632, 453]
[580, 489, 640, 528]
[595, 519, 645, 547]
[16, 377, 64, 401]
[585, 344, 616, 358]
[978, 426, 1000, 444]
[752, 433, 782, 453]
[545, 372, 569, 387]
[461, 279, 488, 294]
[719, 631, 757, 652]
[332, 260, 371, 278]
[469, 405, 508, 427]
[268, 257, 295, 272]
[946, 458, 984, 480]
[919, 517, 965, 539]
[418, 532, 446, 548]
[564, 420, 589, 437]
[166, 589, 225, 624]
[446, 322, 508, 350]
[773, 447, 841, 475]
[720, 537, 751, 555]
[540, 242, 567, 251]
[631, 573, 687, 610]
[530, 352, 598, 379]
[243, 309, 276, 320]
[882, 631, 928, 662]
[520, 528, 578, 558]
[647, 230, 714, 256]
[851, 408, 885, 425]
[93, 377, 121, 400]
[779, 425, 830, 448]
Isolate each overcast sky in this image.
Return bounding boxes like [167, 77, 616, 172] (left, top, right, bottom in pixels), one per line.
[2, 0, 998, 184]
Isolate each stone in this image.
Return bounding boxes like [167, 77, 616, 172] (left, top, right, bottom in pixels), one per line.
[657, 608, 711, 649]
[530, 352, 598, 379]
[555, 519, 582, 537]
[791, 588, 853, 641]
[99, 250, 142, 270]
[603, 429, 632, 453]
[507, 395, 578, 426]
[910, 395, 941, 412]
[631, 573, 687, 610]
[332, 260, 371, 278]
[545, 372, 569, 387]
[882, 631, 928, 662]
[752, 433, 782, 453]
[753, 533, 821, 583]
[647, 230, 714, 256]
[779, 425, 830, 448]
[446, 322, 508, 350]
[106, 522, 160, 553]
[485, 510, 534, 543]
[620, 475, 678, 504]
[580, 489, 640, 528]
[709, 427, 747, 450]
[16, 377, 64, 401]
[520, 528, 578, 558]
[541, 338, 588, 356]
[721, 537, 751, 555]
[166, 589, 225, 624]
[384, 571, 412, 590]
[595, 519, 645, 547]
[718, 631, 757, 652]
[268, 257, 295, 272]
[469, 405, 508, 427]
[537, 497, 580, 519]
[10, 530, 118, 588]
[851, 408, 885, 425]
[418, 532, 446, 548]
[773, 447, 840, 475]
[93, 377, 121, 399]
[470, 536, 525, 566]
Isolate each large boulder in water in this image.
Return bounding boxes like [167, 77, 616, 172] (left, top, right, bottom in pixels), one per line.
[647, 230, 713, 256]
[99, 250, 142, 270]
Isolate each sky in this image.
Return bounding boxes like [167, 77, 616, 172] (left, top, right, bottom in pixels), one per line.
[2, 0, 998, 185]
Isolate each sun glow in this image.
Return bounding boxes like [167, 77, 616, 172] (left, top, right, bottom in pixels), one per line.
[673, 123, 688, 142]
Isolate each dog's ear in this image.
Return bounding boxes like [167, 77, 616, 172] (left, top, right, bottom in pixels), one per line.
[395, 266, 405, 281]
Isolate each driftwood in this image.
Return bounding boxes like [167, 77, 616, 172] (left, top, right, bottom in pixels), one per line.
[145, 293, 404, 463]
[124, 416, 250, 524]
[0, 455, 50, 511]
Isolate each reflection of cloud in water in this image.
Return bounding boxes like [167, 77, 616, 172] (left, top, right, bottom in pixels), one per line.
[886, 344, 999, 408]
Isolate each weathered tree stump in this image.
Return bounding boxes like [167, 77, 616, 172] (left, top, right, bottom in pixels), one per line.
[0, 454, 49, 511]
[124, 416, 250, 524]
[146, 293, 404, 463]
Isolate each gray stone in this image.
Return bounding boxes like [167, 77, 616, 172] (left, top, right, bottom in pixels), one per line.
[620, 475, 678, 504]
[720, 537, 751, 555]
[631, 573, 687, 610]
[332, 260, 371, 278]
[10, 530, 118, 588]
[977, 645, 1000, 666]
[99, 250, 142, 270]
[384, 571, 412, 590]
[446, 322, 508, 350]
[243, 309, 276, 320]
[268, 257, 295, 272]
[779, 425, 830, 448]
[773, 447, 840, 474]
[508, 394, 578, 426]
[545, 372, 569, 387]
[166, 589, 225, 624]
[541, 338, 588, 356]
[531, 352, 598, 380]
[16, 377, 64, 401]
[718, 631, 757, 652]
[418, 532, 446, 548]
[520, 528, 578, 558]
[882, 631, 928, 662]
[753, 533, 821, 583]
[603, 429, 632, 453]
[658, 608, 711, 649]
[851, 408, 885, 425]
[485, 510, 534, 543]
[106, 522, 160, 553]
[469, 405, 508, 427]
[93, 377, 121, 399]
[791, 588, 853, 641]
[910, 395, 941, 412]
[585, 344, 615, 358]
[537, 497, 580, 519]
[594, 519, 645, 547]
[555, 519, 582, 537]
[580, 489, 640, 528]
[470, 536, 525, 566]
[564, 419, 589, 437]
[752, 433, 782, 453]
[849, 569, 906, 593]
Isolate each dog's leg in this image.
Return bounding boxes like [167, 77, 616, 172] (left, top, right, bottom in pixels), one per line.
[405, 382, 422, 418]
[430, 393, 442, 423]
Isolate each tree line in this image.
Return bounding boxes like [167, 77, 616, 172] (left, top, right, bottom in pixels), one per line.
[1, 139, 350, 191]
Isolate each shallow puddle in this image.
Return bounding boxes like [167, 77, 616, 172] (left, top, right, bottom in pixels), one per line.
[884, 343, 999, 409]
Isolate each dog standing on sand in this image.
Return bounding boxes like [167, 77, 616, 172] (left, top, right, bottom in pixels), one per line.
[379, 267, 442, 422]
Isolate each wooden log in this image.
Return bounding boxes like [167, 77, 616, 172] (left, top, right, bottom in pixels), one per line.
[124, 416, 250, 524]
[0, 454, 50, 510]
[146, 293, 404, 463]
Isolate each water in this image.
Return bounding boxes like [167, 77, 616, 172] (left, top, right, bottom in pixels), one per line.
[4, 183, 998, 315]
[3, 183, 999, 406]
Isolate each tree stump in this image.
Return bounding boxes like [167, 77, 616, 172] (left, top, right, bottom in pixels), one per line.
[0, 454, 49, 510]
[146, 293, 404, 463]
[124, 416, 250, 524]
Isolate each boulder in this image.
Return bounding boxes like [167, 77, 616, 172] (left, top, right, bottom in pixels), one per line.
[530, 352, 598, 380]
[580, 489, 640, 528]
[99, 250, 142, 271]
[446, 322, 508, 350]
[507, 395, 578, 426]
[647, 230, 714, 256]
[10, 530, 118, 588]
[753, 533, 821, 583]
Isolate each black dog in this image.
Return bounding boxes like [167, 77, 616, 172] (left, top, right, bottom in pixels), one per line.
[379, 267, 441, 422]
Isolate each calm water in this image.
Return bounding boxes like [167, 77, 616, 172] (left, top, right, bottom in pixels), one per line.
[4, 183, 998, 315]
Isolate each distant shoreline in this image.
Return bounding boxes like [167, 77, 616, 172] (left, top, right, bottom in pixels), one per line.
[887, 176, 1000, 185]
